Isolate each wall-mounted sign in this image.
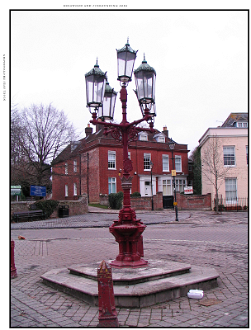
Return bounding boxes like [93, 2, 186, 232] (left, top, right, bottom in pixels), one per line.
[171, 170, 176, 177]
[184, 186, 193, 195]
[30, 185, 46, 197]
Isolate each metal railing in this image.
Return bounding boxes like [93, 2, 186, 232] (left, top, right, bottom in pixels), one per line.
[214, 197, 248, 211]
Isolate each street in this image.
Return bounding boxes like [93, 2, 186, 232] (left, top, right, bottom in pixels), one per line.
[10, 210, 248, 327]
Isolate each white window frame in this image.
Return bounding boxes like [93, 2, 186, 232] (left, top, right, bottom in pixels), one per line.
[237, 122, 248, 128]
[65, 184, 68, 197]
[139, 132, 148, 141]
[162, 154, 169, 172]
[73, 183, 77, 196]
[225, 178, 237, 204]
[108, 151, 116, 169]
[223, 146, 235, 166]
[73, 160, 77, 173]
[158, 136, 165, 143]
[175, 156, 182, 172]
[162, 179, 172, 196]
[65, 163, 68, 175]
[175, 179, 186, 193]
[144, 153, 151, 171]
[108, 177, 116, 194]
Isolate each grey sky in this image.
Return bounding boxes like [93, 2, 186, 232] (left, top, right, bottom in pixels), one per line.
[9, 6, 248, 155]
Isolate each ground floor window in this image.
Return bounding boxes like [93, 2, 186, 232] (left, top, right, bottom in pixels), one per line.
[225, 178, 237, 203]
[162, 179, 172, 195]
[175, 179, 186, 193]
[108, 177, 116, 194]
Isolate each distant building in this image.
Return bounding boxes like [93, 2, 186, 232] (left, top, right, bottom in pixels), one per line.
[199, 112, 248, 209]
[52, 124, 189, 208]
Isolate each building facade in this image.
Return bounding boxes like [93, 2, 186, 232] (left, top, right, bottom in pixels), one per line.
[52, 125, 189, 207]
[199, 113, 248, 209]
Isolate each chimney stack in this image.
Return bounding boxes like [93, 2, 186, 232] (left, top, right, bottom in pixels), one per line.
[162, 126, 169, 137]
[85, 123, 93, 137]
[96, 118, 103, 133]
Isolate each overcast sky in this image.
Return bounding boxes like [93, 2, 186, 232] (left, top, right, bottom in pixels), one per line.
[8, 3, 248, 155]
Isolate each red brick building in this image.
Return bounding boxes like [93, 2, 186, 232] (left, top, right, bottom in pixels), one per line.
[52, 124, 189, 208]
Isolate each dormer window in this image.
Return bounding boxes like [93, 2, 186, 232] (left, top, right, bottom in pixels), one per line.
[153, 133, 165, 143]
[139, 132, 148, 141]
[157, 136, 165, 143]
[237, 122, 248, 128]
[233, 121, 248, 128]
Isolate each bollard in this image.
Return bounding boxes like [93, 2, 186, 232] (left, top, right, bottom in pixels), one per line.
[11, 240, 17, 279]
[97, 260, 119, 327]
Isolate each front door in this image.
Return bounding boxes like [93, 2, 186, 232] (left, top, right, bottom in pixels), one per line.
[144, 181, 151, 196]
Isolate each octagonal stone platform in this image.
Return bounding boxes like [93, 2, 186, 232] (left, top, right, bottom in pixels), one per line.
[41, 259, 219, 308]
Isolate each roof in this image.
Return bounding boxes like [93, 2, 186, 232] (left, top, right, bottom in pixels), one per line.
[221, 112, 248, 127]
[52, 126, 189, 165]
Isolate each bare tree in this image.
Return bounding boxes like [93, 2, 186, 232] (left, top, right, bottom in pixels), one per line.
[201, 135, 230, 213]
[11, 103, 77, 188]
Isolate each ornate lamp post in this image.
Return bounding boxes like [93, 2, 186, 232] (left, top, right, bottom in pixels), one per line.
[85, 39, 156, 267]
[169, 138, 179, 221]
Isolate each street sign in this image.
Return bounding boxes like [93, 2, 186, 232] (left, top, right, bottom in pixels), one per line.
[171, 170, 176, 177]
[11, 186, 21, 196]
[30, 185, 46, 197]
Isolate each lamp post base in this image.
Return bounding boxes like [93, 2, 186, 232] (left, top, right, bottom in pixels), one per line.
[109, 207, 148, 268]
[110, 259, 148, 268]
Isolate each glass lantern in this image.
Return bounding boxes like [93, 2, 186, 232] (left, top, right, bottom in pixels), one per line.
[117, 38, 138, 83]
[85, 59, 107, 111]
[97, 81, 117, 121]
[134, 54, 156, 116]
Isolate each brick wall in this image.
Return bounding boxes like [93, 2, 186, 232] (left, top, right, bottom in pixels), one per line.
[52, 156, 81, 200]
[50, 194, 88, 217]
[98, 192, 163, 211]
[176, 192, 211, 210]
[11, 194, 88, 219]
[129, 192, 163, 211]
[11, 201, 33, 216]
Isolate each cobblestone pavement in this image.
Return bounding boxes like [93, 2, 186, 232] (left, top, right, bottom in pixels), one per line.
[10, 210, 248, 327]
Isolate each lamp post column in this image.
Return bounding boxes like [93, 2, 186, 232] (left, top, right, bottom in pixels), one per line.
[172, 151, 178, 222]
[150, 161, 154, 211]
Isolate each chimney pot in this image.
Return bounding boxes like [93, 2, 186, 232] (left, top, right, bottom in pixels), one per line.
[85, 125, 93, 137]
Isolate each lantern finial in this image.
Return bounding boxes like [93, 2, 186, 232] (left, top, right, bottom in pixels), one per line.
[143, 53, 147, 63]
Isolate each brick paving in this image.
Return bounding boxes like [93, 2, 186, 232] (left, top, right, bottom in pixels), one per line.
[10, 209, 248, 327]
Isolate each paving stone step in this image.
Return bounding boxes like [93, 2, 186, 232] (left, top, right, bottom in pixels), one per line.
[68, 259, 191, 285]
[41, 260, 219, 308]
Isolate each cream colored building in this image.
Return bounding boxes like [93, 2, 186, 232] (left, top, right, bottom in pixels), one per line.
[199, 113, 248, 209]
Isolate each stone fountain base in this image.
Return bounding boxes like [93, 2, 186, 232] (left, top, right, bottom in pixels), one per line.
[41, 259, 219, 308]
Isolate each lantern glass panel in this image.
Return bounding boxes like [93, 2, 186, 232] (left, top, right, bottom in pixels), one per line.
[100, 93, 116, 120]
[117, 51, 136, 82]
[135, 71, 155, 104]
[85, 74, 106, 107]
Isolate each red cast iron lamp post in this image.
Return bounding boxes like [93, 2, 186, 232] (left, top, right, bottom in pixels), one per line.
[85, 39, 156, 268]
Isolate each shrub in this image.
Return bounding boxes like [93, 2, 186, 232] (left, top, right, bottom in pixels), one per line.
[32, 200, 59, 219]
[131, 192, 141, 197]
[109, 192, 123, 209]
